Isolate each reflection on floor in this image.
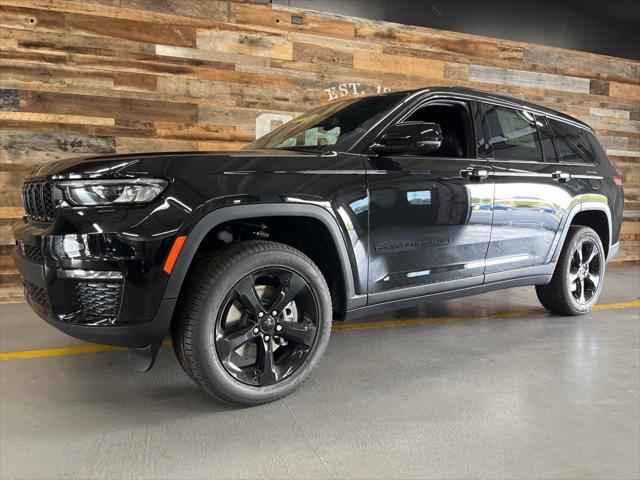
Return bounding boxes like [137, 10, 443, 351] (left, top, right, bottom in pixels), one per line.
[1, 265, 638, 479]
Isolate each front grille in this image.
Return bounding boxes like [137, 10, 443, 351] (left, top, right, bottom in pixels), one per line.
[17, 242, 43, 263]
[77, 281, 123, 317]
[22, 182, 55, 222]
[23, 280, 50, 309]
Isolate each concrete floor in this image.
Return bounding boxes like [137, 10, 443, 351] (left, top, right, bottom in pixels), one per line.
[1, 266, 639, 480]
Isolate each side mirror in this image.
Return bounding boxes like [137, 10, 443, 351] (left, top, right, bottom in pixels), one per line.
[371, 122, 443, 155]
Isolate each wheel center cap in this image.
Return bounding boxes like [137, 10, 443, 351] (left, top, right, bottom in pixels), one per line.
[261, 316, 275, 331]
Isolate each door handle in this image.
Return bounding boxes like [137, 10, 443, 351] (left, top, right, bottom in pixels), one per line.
[460, 167, 489, 182]
[552, 171, 572, 183]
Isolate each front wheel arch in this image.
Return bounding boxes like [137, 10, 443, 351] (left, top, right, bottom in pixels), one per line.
[162, 204, 361, 314]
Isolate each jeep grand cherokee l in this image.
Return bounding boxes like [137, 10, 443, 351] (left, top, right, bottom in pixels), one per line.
[13, 87, 624, 405]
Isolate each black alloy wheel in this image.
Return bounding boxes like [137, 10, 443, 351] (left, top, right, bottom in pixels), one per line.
[536, 226, 605, 315]
[568, 238, 602, 305]
[172, 241, 332, 406]
[215, 268, 319, 387]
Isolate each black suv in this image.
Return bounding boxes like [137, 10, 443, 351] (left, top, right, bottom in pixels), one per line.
[14, 87, 624, 405]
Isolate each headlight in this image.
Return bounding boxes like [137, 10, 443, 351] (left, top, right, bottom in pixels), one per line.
[58, 179, 168, 206]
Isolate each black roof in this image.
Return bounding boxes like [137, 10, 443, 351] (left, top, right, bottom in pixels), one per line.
[393, 86, 593, 132]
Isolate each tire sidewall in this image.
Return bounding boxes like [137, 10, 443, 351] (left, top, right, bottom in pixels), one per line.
[562, 228, 605, 314]
[195, 248, 331, 404]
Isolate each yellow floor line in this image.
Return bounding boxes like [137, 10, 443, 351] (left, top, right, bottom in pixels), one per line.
[1, 300, 638, 361]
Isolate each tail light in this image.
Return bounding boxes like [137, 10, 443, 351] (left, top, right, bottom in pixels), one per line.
[613, 176, 623, 186]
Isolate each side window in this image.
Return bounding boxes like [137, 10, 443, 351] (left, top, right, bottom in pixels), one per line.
[403, 102, 472, 158]
[536, 115, 558, 162]
[548, 118, 596, 164]
[484, 105, 543, 161]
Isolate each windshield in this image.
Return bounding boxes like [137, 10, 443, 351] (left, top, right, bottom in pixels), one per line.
[244, 93, 408, 153]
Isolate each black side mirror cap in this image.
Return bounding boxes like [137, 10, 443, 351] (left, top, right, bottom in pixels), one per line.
[371, 122, 443, 156]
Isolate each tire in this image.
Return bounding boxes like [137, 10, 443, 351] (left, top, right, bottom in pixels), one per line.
[536, 226, 605, 315]
[171, 240, 332, 406]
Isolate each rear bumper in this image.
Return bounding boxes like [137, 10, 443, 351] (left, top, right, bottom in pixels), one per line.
[12, 220, 177, 348]
[607, 241, 619, 263]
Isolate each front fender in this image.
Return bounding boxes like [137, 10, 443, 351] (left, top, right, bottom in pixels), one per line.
[161, 202, 366, 309]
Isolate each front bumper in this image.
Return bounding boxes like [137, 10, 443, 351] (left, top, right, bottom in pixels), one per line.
[12, 220, 178, 348]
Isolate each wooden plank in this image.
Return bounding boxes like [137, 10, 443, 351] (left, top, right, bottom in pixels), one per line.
[0, 207, 23, 219]
[235, 4, 355, 39]
[1, 0, 234, 26]
[290, 32, 381, 53]
[1, 76, 235, 108]
[198, 106, 302, 135]
[1, 61, 115, 90]
[609, 82, 640, 100]
[0, 131, 116, 164]
[590, 80, 610, 96]
[197, 141, 246, 151]
[0, 111, 114, 126]
[589, 107, 631, 120]
[444, 63, 469, 81]
[0, 170, 24, 207]
[523, 47, 640, 84]
[0, 225, 16, 246]
[155, 44, 267, 68]
[196, 68, 294, 89]
[0, 282, 25, 304]
[0, 89, 19, 111]
[5, 27, 234, 72]
[378, 36, 525, 67]
[116, 137, 197, 153]
[1, 5, 197, 47]
[20, 91, 199, 124]
[153, 122, 252, 142]
[468, 65, 591, 94]
[353, 51, 444, 79]
[113, 72, 157, 92]
[292, 42, 353, 67]
[197, 29, 293, 61]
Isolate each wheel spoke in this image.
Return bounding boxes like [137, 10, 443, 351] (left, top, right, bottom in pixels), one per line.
[586, 272, 600, 289]
[269, 271, 307, 314]
[584, 246, 597, 267]
[569, 271, 579, 283]
[234, 275, 265, 320]
[218, 325, 259, 363]
[579, 278, 586, 303]
[570, 278, 578, 292]
[575, 244, 584, 264]
[257, 338, 277, 385]
[279, 319, 317, 347]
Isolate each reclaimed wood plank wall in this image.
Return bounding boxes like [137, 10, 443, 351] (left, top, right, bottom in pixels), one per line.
[1, 0, 639, 301]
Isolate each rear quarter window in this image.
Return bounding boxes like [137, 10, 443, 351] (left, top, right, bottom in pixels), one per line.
[548, 118, 597, 164]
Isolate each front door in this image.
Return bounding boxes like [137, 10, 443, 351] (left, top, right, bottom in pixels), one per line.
[365, 99, 494, 304]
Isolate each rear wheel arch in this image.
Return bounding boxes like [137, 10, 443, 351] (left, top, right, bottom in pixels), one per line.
[570, 209, 610, 258]
[551, 202, 612, 263]
[163, 204, 360, 319]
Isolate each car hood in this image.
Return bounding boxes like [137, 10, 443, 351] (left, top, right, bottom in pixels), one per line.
[26, 149, 320, 180]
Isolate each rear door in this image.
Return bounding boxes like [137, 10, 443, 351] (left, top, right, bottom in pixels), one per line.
[481, 103, 584, 277]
